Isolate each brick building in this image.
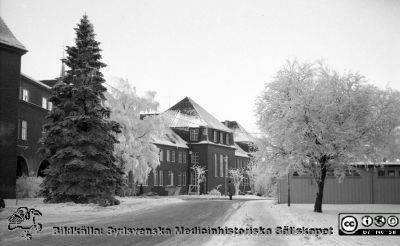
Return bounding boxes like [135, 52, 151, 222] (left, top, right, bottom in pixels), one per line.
[0, 17, 27, 198]
[142, 97, 253, 195]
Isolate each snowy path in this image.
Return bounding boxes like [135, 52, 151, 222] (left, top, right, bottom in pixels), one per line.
[205, 200, 286, 246]
[1, 199, 252, 246]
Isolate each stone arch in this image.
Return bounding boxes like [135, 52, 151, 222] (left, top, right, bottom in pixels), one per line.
[37, 160, 50, 177]
[17, 156, 29, 177]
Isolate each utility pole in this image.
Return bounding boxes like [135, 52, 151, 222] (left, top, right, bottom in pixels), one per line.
[287, 170, 291, 207]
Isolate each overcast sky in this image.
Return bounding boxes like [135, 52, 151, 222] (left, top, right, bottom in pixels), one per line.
[1, 0, 400, 133]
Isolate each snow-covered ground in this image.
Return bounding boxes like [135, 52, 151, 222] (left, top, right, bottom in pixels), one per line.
[207, 200, 400, 246]
[270, 203, 400, 246]
[179, 194, 269, 200]
[0, 195, 184, 243]
[0, 196, 183, 224]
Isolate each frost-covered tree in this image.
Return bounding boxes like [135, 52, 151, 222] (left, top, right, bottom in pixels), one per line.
[228, 168, 244, 195]
[39, 15, 122, 206]
[105, 78, 165, 184]
[256, 60, 400, 212]
[191, 164, 206, 195]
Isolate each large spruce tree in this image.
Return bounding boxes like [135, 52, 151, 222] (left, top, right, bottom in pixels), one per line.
[39, 15, 123, 206]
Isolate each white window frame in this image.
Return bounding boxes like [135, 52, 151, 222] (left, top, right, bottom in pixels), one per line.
[159, 149, 164, 161]
[190, 129, 199, 141]
[220, 154, 224, 177]
[22, 88, 29, 102]
[144, 175, 149, 186]
[214, 130, 218, 142]
[159, 170, 164, 186]
[191, 152, 199, 164]
[225, 155, 228, 175]
[183, 152, 187, 163]
[154, 171, 158, 186]
[48, 101, 53, 110]
[21, 120, 27, 140]
[42, 97, 48, 109]
[168, 171, 174, 186]
[214, 153, 218, 177]
[226, 134, 229, 145]
[220, 132, 224, 144]
[167, 150, 171, 162]
[178, 151, 182, 163]
[171, 151, 175, 162]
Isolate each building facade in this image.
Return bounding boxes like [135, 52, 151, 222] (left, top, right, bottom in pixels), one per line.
[0, 18, 27, 198]
[17, 74, 52, 178]
[278, 164, 400, 204]
[141, 97, 252, 195]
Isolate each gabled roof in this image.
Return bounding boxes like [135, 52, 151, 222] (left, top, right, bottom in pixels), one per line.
[234, 143, 250, 158]
[0, 17, 27, 52]
[21, 73, 51, 90]
[222, 120, 255, 143]
[163, 97, 231, 132]
[151, 128, 188, 149]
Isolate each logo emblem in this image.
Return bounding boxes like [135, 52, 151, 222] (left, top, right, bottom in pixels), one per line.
[361, 216, 373, 227]
[387, 216, 399, 227]
[8, 207, 42, 240]
[374, 215, 386, 227]
[341, 216, 358, 233]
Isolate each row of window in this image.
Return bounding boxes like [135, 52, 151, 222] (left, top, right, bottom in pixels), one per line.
[293, 169, 400, 178]
[214, 154, 228, 177]
[236, 159, 248, 169]
[152, 170, 187, 186]
[378, 169, 400, 177]
[20, 87, 52, 110]
[159, 149, 187, 163]
[188, 128, 230, 145]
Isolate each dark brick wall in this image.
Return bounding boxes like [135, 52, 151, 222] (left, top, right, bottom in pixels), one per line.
[145, 144, 189, 195]
[17, 76, 51, 176]
[0, 46, 23, 198]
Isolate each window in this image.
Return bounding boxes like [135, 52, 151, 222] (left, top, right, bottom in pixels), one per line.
[159, 149, 164, 161]
[190, 172, 195, 185]
[22, 88, 29, 102]
[293, 172, 299, 176]
[388, 170, 395, 177]
[190, 129, 199, 141]
[171, 151, 175, 162]
[48, 102, 53, 110]
[159, 170, 164, 186]
[220, 132, 224, 144]
[154, 171, 159, 186]
[191, 152, 199, 164]
[168, 171, 174, 186]
[21, 120, 27, 140]
[178, 172, 182, 186]
[378, 170, 385, 177]
[166, 150, 171, 162]
[243, 178, 249, 187]
[178, 152, 182, 163]
[214, 153, 218, 177]
[183, 152, 187, 163]
[144, 175, 149, 186]
[183, 172, 187, 186]
[226, 134, 229, 145]
[220, 154, 224, 177]
[214, 130, 218, 142]
[224, 155, 228, 177]
[42, 97, 48, 109]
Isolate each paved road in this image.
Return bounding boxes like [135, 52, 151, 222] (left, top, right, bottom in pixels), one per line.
[2, 199, 283, 246]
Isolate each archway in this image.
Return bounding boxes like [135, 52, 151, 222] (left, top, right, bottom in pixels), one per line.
[17, 156, 28, 177]
[37, 160, 50, 177]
